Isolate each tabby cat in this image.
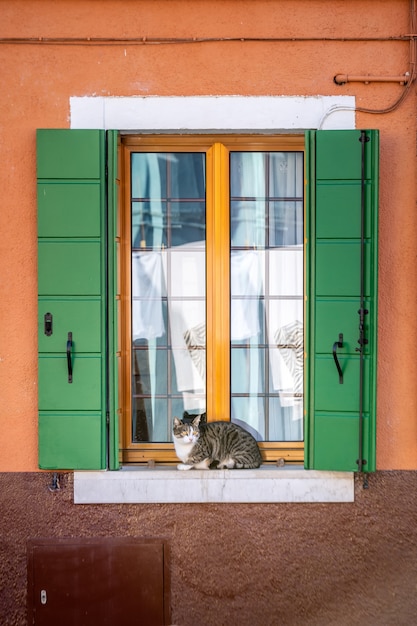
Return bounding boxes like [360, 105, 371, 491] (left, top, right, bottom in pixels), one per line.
[173, 415, 262, 470]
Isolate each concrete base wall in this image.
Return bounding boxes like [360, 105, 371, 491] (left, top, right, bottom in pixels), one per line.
[2, 470, 417, 625]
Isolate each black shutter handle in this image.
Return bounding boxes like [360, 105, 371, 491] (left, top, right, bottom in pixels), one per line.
[67, 332, 73, 383]
[332, 333, 344, 384]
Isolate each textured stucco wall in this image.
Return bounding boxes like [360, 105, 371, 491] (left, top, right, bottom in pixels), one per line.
[2, 471, 417, 625]
[0, 0, 417, 469]
[2, 3, 417, 624]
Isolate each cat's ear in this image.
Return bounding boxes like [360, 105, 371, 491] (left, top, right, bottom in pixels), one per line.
[192, 415, 201, 427]
[173, 416, 181, 427]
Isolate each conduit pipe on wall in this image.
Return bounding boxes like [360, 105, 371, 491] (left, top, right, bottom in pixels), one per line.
[334, 73, 410, 85]
[333, 0, 417, 115]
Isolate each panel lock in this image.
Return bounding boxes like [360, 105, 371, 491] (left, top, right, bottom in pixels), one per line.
[40, 589, 47, 605]
[44, 312, 53, 337]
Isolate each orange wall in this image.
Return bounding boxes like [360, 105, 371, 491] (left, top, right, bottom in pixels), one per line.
[1, 0, 416, 470]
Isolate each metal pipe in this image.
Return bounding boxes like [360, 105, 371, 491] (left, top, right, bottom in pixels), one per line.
[0, 36, 413, 46]
[334, 73, 410, 85]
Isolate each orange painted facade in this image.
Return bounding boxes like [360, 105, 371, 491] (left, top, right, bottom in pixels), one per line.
[1, 0, 416, 471]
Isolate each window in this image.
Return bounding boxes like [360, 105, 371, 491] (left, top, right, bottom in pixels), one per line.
[120, 136, 305, 463]
[37, 128, 378, 472]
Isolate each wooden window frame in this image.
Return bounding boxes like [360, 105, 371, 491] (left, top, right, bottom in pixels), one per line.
[119, 134, 305, 465]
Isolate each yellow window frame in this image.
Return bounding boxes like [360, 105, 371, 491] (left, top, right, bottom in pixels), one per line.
[119, 134, 305, 465]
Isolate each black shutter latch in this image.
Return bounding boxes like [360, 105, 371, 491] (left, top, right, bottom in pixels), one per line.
[44, 312, 53, 336]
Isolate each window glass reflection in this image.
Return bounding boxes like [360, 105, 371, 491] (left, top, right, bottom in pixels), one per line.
[230, 151, 304, 442]
[131, 153, 206, 442]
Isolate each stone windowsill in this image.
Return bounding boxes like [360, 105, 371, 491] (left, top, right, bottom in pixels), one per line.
[73, 466, 354, 504]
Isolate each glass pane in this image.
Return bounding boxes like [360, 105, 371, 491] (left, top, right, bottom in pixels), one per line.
[230, 151, 304, 442]
[231, 396, 266, 441]
[231, 250, 265, 345]
[231, 346, 265, 394]
[230, 152, 267, 248]
[268, 249, 303, 297]
[270, 201, 303, 246]
[131, 153, 205, 249]
[131, 152, 206, 442]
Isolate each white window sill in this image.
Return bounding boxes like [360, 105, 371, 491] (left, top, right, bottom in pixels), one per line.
[73, 466, 354, 504]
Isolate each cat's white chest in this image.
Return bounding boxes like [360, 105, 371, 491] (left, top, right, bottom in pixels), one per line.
[173, 436, 195, 463]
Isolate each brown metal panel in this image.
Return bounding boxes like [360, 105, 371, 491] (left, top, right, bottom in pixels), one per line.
[27, 538, 170, 626]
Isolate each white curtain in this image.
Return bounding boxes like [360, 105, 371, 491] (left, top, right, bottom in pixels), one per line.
[162, 242, 206, 413]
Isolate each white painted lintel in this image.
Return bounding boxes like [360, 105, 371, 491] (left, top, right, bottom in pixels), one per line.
[74, 466, 354, 504]
[70, 95, 356, 131]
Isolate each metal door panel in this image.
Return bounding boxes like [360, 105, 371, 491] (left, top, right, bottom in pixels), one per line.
[27, 538, 170, 625]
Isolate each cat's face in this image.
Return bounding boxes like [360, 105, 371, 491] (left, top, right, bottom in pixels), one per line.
[173, 416, 201, 444]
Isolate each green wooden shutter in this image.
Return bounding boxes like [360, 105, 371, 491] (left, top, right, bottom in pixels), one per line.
[305, 130, 379, 472]
[37, 129, 118, 469]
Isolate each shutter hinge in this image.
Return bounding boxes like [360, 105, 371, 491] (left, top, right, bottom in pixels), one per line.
[356, 461, 369, 489]
[356, 307, 369, 352]
[106, 411, 110, 425]
[359, 133, 370, 143]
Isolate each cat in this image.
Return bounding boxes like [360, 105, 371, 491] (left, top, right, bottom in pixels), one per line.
[172, 415, 262, 470]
